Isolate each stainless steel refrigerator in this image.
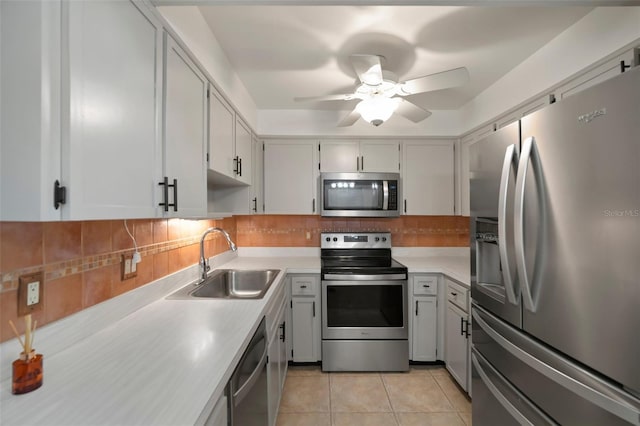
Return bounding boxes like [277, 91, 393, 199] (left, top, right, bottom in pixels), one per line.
[470, 66, 640, 425]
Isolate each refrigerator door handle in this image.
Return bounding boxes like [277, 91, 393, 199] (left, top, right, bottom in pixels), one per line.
[472, 349, 558, 426]
[473, 306, 640, 425]
[514, 136, 537, 312]
[498, 143, 519, 305]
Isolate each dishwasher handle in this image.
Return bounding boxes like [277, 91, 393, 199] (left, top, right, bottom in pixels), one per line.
[232, 336, 267, 407]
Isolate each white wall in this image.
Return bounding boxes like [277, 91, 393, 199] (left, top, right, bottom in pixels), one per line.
[458, 6, 640, 134]
[157, 6, 258, 130]
[258, 109, 461, 137]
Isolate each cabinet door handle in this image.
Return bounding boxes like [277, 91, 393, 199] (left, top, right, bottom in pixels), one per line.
[312, 301, 316, 317]
[460, 317, 465, 336]
[404, 199, 407, 213]
[238, 157, 242, 176]
[356, 156, 359, 171]
[252, 197, 257, 212]
[300, 285, 307, 289]
[415, 300, 419, 316]
[279, 322, 286, 342]
[361, 156, 364, 171]
[159, 177, 177, 212]
[172, 179, 178, 212]
[312, 198, 316, 213]
[465, 320, 471, 339]
[451, 292, 458, 297]
[423, 284, 430, 288]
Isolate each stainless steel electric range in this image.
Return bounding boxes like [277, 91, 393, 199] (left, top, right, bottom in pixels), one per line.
[321, 232, 409, 372]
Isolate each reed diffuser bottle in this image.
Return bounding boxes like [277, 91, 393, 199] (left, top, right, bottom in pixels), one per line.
[9, 314, 43, 394]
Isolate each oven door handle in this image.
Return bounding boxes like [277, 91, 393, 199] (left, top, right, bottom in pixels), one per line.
[323, 273, 407, 281]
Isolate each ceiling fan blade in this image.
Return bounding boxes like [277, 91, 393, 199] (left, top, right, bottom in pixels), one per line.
[294, 93, 355, 102]
[337, 108, 361, 127]
[350, 54, 384, 86]
[395, 99, 432, 123]
[398, 67, 469, 96]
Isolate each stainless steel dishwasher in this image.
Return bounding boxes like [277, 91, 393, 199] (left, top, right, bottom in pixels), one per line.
[228, 317, 268, 426]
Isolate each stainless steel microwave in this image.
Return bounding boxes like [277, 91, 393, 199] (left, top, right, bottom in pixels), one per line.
[320, 172, 401, 217]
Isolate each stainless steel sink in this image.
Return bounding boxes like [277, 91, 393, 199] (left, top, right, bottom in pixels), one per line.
[168, 269, 281, 300]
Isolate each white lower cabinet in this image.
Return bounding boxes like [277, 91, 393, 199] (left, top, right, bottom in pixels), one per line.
[290, 275, 321, 362]
[267, 285, 288, 426]
[410, 275, 439, 361]
[444, 279, 470, 392]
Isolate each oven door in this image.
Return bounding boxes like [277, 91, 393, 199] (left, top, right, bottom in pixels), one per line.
[322, 279, 408, 340]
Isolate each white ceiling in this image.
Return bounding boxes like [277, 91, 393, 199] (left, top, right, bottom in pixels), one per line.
[198, 5, 593, 113]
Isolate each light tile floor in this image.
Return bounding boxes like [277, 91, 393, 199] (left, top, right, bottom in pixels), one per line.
[277, 365, 471, 426]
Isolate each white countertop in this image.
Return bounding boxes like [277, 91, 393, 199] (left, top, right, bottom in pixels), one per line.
[0, 250, 468, 425]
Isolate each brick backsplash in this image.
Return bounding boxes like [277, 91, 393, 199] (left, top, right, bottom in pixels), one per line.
[0, 217, 236, 343]
[235, 215, 470, 248]
[0, 214, 468, 343]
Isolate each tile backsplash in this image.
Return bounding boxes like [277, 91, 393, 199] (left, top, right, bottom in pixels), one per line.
[0, 215, 468, 343]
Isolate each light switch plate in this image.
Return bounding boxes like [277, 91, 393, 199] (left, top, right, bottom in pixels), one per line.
[18, 272, 44, 316]
[121, 253, 137, 281]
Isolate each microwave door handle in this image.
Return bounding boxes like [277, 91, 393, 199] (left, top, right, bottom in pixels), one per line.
[383, 181, 389, 210]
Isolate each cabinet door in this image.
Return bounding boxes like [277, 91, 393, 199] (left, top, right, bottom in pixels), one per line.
[251, 136, 264, 213]
[319, 140, 358, 172]
[412, 297, 438, 361]
[267, 332, 280, 426]
[208, 87, 235, 179]
[291, 297, 318, 362]
[277, 308, 288, 392]
[163, 35, 207, 217]
[264, 140, 318, 214]
[445, 302, 469, 391]
[360, 140, 400, 173]
[402, 142, 454, 215]
[235, 118, 252, 185]
[65, 0, 162, 219]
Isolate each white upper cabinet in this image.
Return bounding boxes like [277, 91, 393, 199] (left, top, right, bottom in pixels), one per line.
[66, 0, 163, 220]
[207, 85, 252, 186]
[359, 140, 401, 173]
[402, 141, 455, 215]
[319, 140, 359, 172]
[251, 135, 264, 213]
[319, 140, 399, 173]
[1, 0, 163, 220]
[234, 118, 253, 186]
[208, 87, 236, 180]
[162, 34, 207, 218]
[264, 140, 318, 214]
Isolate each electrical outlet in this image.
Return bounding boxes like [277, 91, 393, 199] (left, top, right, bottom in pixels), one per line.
[121, 254, 137, 280]
[18, 272, 44, 316]
[27, 281, 40, 306]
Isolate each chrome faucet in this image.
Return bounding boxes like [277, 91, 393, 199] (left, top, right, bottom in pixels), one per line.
[199, 227, 237, 281]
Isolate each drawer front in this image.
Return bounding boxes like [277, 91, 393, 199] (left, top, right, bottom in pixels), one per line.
[447, 280, 468, 312]
[413, 275, 438, 295]
[291, 276, 318, 296]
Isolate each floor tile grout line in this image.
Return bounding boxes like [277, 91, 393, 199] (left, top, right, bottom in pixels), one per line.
[380, 372, 401, 425]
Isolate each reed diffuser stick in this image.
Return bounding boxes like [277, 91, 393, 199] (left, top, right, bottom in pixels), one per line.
[31, 320, 37, 349]
[8, 320, 25, 351]
[24, 314, 32, 354]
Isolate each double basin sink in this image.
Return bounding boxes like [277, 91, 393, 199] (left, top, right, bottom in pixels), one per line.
[168, 269, 281, 300]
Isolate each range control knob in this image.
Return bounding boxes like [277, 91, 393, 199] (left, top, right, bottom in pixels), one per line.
[333, 237, 338, 242]
[325, 237, 331, 242]
[375, 237, 380, 242]
[382, 237, 387, 242]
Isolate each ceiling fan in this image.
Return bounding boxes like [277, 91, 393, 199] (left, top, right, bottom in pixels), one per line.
[295, 54, 469, 127]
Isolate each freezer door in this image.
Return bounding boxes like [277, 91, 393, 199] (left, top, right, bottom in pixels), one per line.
[471, 348, 557, 426]
[473, 304, 640, 426]
[518, 67, 640, 394]
[469, 121, 521, 327]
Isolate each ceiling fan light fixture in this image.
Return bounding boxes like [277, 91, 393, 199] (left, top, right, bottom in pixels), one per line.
[356, 97, 400, 126]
